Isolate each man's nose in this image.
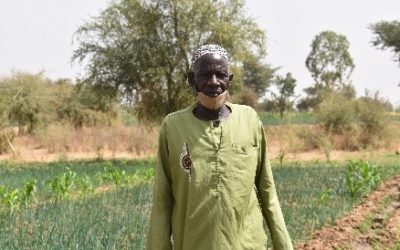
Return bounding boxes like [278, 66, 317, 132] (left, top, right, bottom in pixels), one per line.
[209, 74, 219, 85]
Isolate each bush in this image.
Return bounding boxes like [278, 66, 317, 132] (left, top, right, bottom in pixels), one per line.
[356, 98, 389, 146]
[3, 72, 52, 134]
[316, 92, 356, 134]
[295, 126, 332, 160]
[231, 87, 259, 110]
[296, 126, 326, 151]
[264, 99, 278, 113]
[315, 92, 392, 149]
[56, 84, 117, 128]
[330, 127, 361, 151]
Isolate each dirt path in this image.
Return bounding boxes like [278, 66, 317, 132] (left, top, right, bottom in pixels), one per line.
[0, 149, 155, 163]
[296, 176, 400, 250]
[0, 144, 397, 163]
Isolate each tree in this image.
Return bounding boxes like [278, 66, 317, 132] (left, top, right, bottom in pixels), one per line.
[73, 0, 267, 124]
[299, 31, 355, 110]
[40, 78, 118, 128]
[305, 31, 354, 89]
[273, 73, 296, 118]
[267, 73, 296, 118]
[1, 72, 52, 134]
[296, 84, 324, 111]
[56, 83, 118, 128]
[370, 20, 400, 87]
[242, 54, 276, 99]
[370, 20, 400, 65]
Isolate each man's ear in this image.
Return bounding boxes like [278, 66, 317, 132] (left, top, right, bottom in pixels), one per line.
[229, 74, 233, 82]
[188, 71, 195, 87]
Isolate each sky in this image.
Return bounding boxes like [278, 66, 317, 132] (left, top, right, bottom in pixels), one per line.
[0, 0, 399, 106]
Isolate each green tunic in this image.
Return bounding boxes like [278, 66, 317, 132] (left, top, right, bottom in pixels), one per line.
[146, 102, 293, 250]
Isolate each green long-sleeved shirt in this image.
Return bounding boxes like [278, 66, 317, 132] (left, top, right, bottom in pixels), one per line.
[146, 102, 293, 250]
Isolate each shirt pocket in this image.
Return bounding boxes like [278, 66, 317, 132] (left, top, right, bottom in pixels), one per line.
[227, 143, 259, 181]
[231, 143, 258, 155]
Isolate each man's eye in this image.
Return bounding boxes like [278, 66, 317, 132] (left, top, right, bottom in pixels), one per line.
[217, 73, 228, 78]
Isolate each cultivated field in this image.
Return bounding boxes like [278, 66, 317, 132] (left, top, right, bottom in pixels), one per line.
[1, 157, 399, 249]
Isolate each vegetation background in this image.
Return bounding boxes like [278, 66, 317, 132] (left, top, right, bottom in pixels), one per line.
[1, 0, 400, 249]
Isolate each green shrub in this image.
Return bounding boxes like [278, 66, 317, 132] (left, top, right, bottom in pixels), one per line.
[3, 72, 52, 134]
[316, 92, 392, 149]
[316, 92, 356, 134]
[356, 98, 389, 146]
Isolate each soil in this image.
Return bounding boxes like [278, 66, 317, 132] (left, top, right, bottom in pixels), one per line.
[0, 142, 396, 163]
[295, 175, 400, 250]
[0, 148, 154, 163]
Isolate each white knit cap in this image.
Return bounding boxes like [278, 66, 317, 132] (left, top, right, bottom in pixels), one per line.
[191, 44, 230, 66]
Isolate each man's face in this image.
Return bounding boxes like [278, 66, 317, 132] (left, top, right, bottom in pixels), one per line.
[189, 53, 233, 97]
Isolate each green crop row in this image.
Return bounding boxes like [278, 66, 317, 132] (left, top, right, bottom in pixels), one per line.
[0, 180, 36, 213]
[275, 160, 399, 242]
[0, 184, 153, 249]
[0, 159, 155, 189]
[0, 162, 155, 215]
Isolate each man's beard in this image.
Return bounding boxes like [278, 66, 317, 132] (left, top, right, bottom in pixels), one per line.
[197, 91, 229, 110]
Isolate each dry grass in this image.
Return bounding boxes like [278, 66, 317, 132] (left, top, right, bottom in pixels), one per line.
[5, 124, 158, 161]
[268, 123, 400, 150]
[265, 122, 400, 161]
[1, 122, 399, 163]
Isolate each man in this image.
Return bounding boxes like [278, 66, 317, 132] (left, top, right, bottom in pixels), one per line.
[146, 44, 293, 250]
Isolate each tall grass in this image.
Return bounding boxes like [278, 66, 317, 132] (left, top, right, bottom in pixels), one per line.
[4, 112, 399, 161]
[33, 124, 158, 156]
